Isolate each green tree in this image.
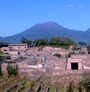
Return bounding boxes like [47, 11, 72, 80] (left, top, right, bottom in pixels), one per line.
[21, 37, 28, 43]
[21, 37, 32, 47]
[0, 61, 3, 77]
[33, 38, 48, 46]
[7, 64, 19, 76]
[27, 40, 32, 47]
[78, 42, 87, 46]
[49, 36, 76, 46]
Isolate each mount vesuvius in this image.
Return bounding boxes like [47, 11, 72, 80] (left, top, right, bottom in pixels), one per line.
[0, 21, 90, 44]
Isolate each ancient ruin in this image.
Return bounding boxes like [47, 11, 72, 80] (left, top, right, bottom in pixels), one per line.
[0, 44, 90, 82]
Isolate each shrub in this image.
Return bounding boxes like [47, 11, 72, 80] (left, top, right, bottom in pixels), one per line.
[53, 53, 61, 58]
[6, 64, 19, 77]
[79, 72, 90, 90]
[0, 61, 3, 77]
[27, 54, 33, 56]
[37, 54, 40, 56]
[79, 51, 86, 54]
[0, 50, 3, 54]
[65, 54, 68, 58]
[68, 51, 76, 57]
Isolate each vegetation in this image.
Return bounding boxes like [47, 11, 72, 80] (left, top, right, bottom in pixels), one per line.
[72, 46, 78, 50]
[0, 42, 10, 45]
[33, 37, 48, 46]
[68, 51, 76, 57]
[49, 45, 70, 49]
[6, 64, 19, 77]
[0, 61, 3, 77]
[0, 50, 4, 62]
[0, 42, 10, 48]
[78, 41, 87, 46]
[79, 51, 86, 54]
[21, 36, 77, 49]
[21, 37, 32, 47]
[87, 45, 90, 50]
[53, 53, 61, 58]
[37, 54, 40, 56]
[67, 80, 75, 92]
[72, 46, 82, 50]
[79, 72, 90, 92]
[0, 72, 88, 92]
[0, 50, 3, 54]
[33, 36, 76, 49]
[49, 36, 76, 46]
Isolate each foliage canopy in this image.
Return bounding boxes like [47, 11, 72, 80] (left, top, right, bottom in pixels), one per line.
[33, 38, 48, 46]
[49, 36, 76, 46]
[78, 42, 87, 46]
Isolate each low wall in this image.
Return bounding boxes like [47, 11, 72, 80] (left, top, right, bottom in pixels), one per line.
[70, 54, 87, 58]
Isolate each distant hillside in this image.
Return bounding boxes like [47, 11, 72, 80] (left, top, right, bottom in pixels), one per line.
[0, 21, 90, 44]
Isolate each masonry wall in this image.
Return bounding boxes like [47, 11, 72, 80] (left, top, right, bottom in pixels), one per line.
[1, 47, 9, 52]
[70, 54, 87, 58]
[67, 58, 83, 70]
[8, 44, 28, 50]
[43, 46, 53, 51]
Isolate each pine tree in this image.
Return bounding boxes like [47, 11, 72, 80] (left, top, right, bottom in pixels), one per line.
[0, 61, 3, 77]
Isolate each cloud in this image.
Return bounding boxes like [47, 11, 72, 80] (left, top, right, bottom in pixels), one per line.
[80, 15, 86, 17]
[66, 4, 75, 8]
[78, 5, 83, 8]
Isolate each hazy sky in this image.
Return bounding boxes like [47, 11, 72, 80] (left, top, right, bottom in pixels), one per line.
[0, 0, 90, 37]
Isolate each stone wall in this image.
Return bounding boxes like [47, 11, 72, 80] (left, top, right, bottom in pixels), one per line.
[70, 54, 87, 58]
[43, 46, 53, 51]
[67, 58, 83, 70]
[8, 51, 18, 55]
[8, 44, 27, 50]
[1, 47, 9, 52]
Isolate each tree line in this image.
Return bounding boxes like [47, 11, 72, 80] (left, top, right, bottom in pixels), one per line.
[21, 36, 77, 46]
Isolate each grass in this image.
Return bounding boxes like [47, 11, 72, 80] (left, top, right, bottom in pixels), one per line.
[39, 76, 51, 83]
[56, 87, 62, 92]
[1, 73, 89, 92]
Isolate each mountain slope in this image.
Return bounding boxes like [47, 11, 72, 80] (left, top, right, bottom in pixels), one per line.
[0, 21, 89, 44]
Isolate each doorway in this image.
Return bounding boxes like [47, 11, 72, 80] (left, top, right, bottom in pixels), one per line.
[71, 63, 78, 70]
